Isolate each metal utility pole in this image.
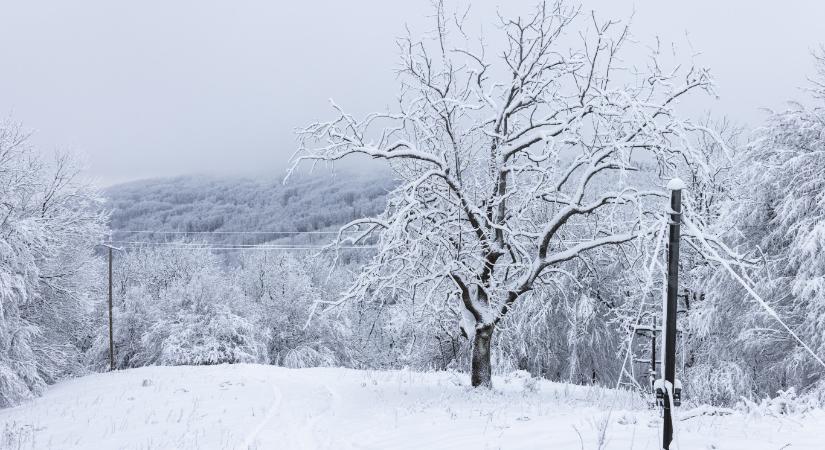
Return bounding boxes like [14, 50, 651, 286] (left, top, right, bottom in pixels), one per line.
[662, 179, 684, 450]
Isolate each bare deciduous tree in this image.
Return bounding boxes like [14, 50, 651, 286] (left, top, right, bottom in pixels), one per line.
[291, 0, 720, 387]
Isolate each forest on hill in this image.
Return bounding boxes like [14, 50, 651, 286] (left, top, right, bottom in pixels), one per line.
[106, 172, 394, 245]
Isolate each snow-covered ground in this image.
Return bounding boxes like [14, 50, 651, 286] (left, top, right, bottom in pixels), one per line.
[0, 365, 820, 449]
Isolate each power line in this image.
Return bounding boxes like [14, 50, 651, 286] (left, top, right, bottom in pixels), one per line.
[111, 221, 649, 236]
[109, 241, 333, 247]
[108, 241, 376, 250]
[683, 216, 825, 371]
[111, 245, 376, 251]
[111, 230, 360, 235]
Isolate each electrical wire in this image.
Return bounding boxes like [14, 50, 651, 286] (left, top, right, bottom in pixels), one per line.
[109, 243, 377, 251]
[111, 230, 358, 235]
[683, 215, 825, 371]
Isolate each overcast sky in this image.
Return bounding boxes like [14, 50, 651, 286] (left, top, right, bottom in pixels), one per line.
[1, 0, 823, 185]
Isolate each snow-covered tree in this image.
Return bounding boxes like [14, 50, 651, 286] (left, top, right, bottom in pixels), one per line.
[699, 51, 825, 399]
[0, 120, 106, 406]
[291, 1, 721, 387]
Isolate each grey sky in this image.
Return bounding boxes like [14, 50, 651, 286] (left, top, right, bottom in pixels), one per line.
[1, 0, 823, 185]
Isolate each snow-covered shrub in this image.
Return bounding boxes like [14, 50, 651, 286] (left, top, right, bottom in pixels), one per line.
[97, 246, 361, 371]
[282, 346, 337, 369]
[238, 252, 347, 368]
[685, 361, 754, 406]
[148, 303, 260, 366]
[95, 247, 265, 368]
[140, 267, 262, 365]
[738, 387, 822, 416]
[505, 370, 539, 393]
[106, 285, 153, 369]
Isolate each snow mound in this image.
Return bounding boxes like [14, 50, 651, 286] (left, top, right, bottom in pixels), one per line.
[0, 365, 821, 449]
[666, 178, 687, 191]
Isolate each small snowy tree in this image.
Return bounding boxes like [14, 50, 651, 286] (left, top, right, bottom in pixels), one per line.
[291, 1, 721, 387]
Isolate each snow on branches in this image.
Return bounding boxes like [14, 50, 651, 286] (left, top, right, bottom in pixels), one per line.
[291, 1, 722, 387]
[0, 120, 107, 406]
[696, 50, 825, 398]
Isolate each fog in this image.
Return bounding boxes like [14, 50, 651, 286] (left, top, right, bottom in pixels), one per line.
[1, 0, 822, 184]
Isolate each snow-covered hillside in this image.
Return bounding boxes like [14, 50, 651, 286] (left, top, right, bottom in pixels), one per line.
[0, 365, 820, 449]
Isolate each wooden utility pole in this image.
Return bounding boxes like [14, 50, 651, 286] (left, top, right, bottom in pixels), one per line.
[108, 246, 114, 371]
[101, 243, 122, 371]
[663, 179, 684, 449]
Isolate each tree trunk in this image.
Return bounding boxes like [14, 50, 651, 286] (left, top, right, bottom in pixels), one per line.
[471, 324, 494, 388]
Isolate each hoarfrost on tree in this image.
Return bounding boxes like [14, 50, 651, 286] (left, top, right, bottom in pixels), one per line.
[291, 0, 729, 387]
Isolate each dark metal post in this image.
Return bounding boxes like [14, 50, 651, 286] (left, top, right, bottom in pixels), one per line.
[108, 246, 114, 371]
[663, 181, 683, 449]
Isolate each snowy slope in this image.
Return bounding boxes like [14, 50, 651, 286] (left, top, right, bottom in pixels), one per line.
[0, 365, 820, 449]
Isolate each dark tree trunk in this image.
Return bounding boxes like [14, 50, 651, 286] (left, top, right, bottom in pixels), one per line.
[471, 324, 494, 388]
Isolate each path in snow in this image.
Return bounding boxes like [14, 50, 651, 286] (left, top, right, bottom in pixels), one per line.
[0, 364, 820, 449]
[239, 382, 281, 449]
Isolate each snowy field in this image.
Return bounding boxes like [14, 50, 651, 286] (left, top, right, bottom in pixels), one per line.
[0, 365, 820, 450]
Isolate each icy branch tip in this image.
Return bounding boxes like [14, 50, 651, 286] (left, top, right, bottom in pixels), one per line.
[666, 178, 687, 191]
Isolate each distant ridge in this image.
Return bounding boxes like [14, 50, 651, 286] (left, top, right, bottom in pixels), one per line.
[105, 171, 394, 246]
